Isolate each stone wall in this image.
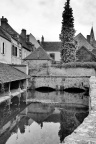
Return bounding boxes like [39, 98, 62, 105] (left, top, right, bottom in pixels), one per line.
[30, 67, 95, 90]
[32, 76, 89, 90]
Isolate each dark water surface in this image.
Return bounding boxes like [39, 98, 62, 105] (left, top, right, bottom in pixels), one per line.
[0, 91, 89, 144]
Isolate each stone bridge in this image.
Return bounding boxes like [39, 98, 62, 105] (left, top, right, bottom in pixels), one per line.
[29, 66, 96, 90]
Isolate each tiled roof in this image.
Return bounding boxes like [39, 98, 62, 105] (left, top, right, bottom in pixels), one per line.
[24, 46, 51, 60]
[19, 36, 31, 51]
[0, 63, 29, 83]
[41, 42, 61, 52]
[1, 21, 18, 37]
[75, 33, 94, 51]
[0, 27, 11, 42]
[92, 48, 96, 55]
[76, 46, 96, 59]
[1, 19, 31, 51]
[92, 41, 96, 48]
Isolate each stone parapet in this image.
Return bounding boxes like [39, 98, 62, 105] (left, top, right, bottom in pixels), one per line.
[63, 76, 96, 144]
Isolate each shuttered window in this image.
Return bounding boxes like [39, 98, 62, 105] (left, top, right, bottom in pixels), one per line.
[12, 45, 17, 56]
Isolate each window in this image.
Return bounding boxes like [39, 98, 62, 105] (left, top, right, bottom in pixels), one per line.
[1, 42, 5, 54]
[12, 45, 17, 56]
[50, 53, 55, 60]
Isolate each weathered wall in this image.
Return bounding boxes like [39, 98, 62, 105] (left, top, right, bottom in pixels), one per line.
[11, 38, 21, 64]
[30, 67, 95, 90]
[0, 36, 11, 64]
[22, 48, 31, 60]
[30, 76, 89, 90]
[47, 51, 61, 61]
[49, 67, 96, 76]
[25, 60, 51, 76]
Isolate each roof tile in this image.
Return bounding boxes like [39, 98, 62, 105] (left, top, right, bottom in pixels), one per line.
[42, 42, 61, 52]
[24, 46, 51, 60]
[0, 63, 29, 83]
[74, 33, 94, 51]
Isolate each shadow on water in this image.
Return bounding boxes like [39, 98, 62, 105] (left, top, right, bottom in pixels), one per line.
[35, 86, 89, 94]
[0, 90, 89, 144]
[64, 87, 89, 93]
[35, 86, 55, 93]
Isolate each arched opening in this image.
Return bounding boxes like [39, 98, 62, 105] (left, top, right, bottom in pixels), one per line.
[35, 86, 55, 92]
[64, 87, 88, 93]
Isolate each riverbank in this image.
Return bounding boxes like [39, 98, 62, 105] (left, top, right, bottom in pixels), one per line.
[64, 76, 96, 144]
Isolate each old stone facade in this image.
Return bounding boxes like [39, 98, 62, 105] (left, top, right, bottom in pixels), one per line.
[0, 16, 39, 64]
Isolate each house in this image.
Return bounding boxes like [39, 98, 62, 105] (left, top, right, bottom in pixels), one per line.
[0, 26, 12, 64]
[23, 46, 52, 75]
[41, 30, 96, 62]
[41, 36, 61, 61]
[0, 16, 38, 64]
[20, 29, 35, 60]
[74, 33, 94, 51]
[26, 33, 40, 49]
[76, 46, 96, 62]
[0, 62, 29, 103]
[0, 16, 22, 64]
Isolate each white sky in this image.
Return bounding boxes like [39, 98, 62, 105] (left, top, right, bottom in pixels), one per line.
[0, 0, 95, 41]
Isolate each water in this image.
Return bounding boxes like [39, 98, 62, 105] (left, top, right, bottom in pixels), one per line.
[0, 91, 89, 144]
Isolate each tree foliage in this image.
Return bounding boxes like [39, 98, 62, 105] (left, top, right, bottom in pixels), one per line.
[60, 0, 76, 63]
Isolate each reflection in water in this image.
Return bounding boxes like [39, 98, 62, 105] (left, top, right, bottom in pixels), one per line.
[58, 109, 88, 143]
[0, 91, 89, 144]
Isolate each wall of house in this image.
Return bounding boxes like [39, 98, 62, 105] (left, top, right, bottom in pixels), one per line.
[47, 51, 60, 61]
[29, 33, 40, 48]
[25, 60, 51, 70]
[22, 48, 31, 60]
[0, 36, 11, 64]
[11, 38, 21, 64]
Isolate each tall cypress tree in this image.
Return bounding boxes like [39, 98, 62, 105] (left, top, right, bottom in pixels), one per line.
[60, 0, 76, 63]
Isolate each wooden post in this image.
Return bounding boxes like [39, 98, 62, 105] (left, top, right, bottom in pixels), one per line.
[18, 81, 21, 105]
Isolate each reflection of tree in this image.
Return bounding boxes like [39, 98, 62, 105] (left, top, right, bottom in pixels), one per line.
[58, 110, 79, 143]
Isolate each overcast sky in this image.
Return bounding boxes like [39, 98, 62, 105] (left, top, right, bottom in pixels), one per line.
[0, 0, 95, 41]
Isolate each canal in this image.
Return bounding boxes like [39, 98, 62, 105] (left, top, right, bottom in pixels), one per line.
[0, 90, 89, 144]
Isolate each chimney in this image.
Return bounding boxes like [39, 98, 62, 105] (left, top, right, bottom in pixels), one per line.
[1, 16, 8, 23]
[21, 29, 26, 39]
[26, 35, 29, 42]
[0, 16, 8, 27]
[41, 35, 44, 43]
[87, 35, 90, 43]
[37, 40, 40, 44]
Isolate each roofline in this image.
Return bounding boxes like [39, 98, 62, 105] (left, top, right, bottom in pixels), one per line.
[24, 58, 51, 60]
[1, 26, 20, 43]
[0, 77, 29, 84]
[0, 35, 11, 42]
[22, 45, 31, 51]
[77, 45, 96, 59]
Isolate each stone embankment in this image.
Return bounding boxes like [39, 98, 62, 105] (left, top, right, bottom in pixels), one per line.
[64, 76, 96, 144]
